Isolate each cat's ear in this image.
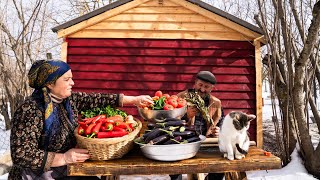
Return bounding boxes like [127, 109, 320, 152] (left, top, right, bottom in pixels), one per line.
[247, 114, 256, 121]
[235, 114, 241, 121]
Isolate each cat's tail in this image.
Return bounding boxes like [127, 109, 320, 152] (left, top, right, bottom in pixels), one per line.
[236, 143, 248, 155]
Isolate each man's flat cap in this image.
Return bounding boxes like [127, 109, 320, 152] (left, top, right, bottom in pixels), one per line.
[196, 71, 216, 84]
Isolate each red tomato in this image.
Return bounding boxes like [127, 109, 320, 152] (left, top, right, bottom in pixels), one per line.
[162, 93, 170, 99]
[163, 104, 174, 110]
[177, 98, 187, 108]
[155, 91, 163, 98]
[170, 95, 179, 99]
[167, 98, 178, 108]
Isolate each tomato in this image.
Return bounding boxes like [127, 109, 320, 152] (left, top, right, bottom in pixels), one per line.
[167, 98, 178, 108]
[155, 91, 163, 98]
[162, 93, 170, 99]
[170, 95, 179, 100]
[163, 104, 174, 110]
[177, 98, 187, 108]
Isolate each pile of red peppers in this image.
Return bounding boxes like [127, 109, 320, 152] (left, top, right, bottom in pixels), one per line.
[77, 114, 137, 138]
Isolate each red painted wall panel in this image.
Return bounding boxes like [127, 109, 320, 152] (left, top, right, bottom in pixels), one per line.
[67, 38, 257, 141]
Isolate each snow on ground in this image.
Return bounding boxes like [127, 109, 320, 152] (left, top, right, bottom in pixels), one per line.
[246, 92, 319, 180]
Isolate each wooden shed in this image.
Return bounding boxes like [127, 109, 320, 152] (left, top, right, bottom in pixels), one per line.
[52, 0, 265, 147]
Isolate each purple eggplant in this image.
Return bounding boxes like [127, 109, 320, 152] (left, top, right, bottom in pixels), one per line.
[149, 134, 170, 145]
[172, 130, 195, 137]
[143, 128, 164, 143]
[147, 122, 157, 129]
[163, 136, 183, 145]
[156, 120, 187, 128]
[186, 136, 201, 143]
[185, 125, 196, 131]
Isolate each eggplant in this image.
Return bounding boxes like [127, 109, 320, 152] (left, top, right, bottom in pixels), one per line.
[172, 130, 195, 137]
[179, 126, 186, 132]
[185, 125, 196, 131]
[143, 128, 164, 143]
[186, 136, 201, 143]
[156, 120, 187, 127]
[147, 122, 157, 129]
[163, 136, 183, 145]
[149, 134, 170, 145]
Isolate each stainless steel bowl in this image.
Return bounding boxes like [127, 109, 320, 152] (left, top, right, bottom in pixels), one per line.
[137, 106, 187, 121]
[134, 135, 206, 161]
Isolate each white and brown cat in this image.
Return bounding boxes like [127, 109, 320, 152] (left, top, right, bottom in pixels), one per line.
[218, 111, 256, 160]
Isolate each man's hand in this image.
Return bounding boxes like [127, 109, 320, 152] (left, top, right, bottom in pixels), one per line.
[206, 125, 220, 137]
[186, 105, 198, 119]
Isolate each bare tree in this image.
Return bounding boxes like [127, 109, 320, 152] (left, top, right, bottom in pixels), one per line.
[0, 0, 60, 129]
[65, 0, 117, 16]
[255, 0, 320, 177]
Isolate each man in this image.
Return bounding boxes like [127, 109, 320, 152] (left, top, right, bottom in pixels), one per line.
[170, 71, 224, 180]
[177, 70, 222, 137]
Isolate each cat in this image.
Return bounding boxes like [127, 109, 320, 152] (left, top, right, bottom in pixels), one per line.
[218, 111, 256, 160]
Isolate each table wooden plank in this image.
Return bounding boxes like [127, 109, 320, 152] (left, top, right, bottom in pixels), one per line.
[68, 146, 281, 176]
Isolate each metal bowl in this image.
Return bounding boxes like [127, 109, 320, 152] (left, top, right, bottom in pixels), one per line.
[134, 135, 206, 161]
[137, 106, 187, 121]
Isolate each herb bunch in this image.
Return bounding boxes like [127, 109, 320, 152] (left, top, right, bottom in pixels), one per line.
[184, 91, 213, 125]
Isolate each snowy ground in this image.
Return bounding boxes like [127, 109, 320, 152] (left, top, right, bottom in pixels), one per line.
[0, 92, 319, 180]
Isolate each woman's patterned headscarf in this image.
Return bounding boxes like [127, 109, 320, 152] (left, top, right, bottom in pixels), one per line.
[28, 60, 73, 148]
[28, 60, 70, 89]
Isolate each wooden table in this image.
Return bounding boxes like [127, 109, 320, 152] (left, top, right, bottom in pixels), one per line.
[68, 146, 281, 180]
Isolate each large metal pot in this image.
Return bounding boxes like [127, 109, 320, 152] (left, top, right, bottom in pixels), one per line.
[137, 106, 187, 121]
[134, 135, 206, 161]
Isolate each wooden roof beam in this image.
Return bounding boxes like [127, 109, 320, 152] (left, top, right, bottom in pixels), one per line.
[171, 0, 262, 39]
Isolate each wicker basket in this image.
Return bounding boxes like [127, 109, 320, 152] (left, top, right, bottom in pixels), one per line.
[74, 119, 142, 160]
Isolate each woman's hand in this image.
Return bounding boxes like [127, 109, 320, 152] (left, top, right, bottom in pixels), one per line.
[63, 148, 90, 164]
[123, 95, 154, 106]
[134, 95, 154, 106]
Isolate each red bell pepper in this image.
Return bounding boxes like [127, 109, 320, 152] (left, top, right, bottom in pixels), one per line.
[100, 126, 106, 132]
[78, 126, 85, 135]
[91, 115, 105, 124]
[113, 126, 127, 132]
[88, 121, 103, 138]
[78, 121, 88, 129]
[85, 122, 96, 136]
[128, 123, 135, 131]
[83, 117, 94, 125]
[97, 131, 128, 138]
[101, 115, 123, 124]
[105, 122, 114, 131]
[115, 122, 132, 132]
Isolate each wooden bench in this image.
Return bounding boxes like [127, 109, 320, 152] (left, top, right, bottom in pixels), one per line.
[67, 145, 281, 180]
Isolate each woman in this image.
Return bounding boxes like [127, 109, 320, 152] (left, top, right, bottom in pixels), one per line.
[9, 60, 153, 180]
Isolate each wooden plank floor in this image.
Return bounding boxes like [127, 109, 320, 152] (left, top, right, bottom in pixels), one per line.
[68, 146, 281, 177]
